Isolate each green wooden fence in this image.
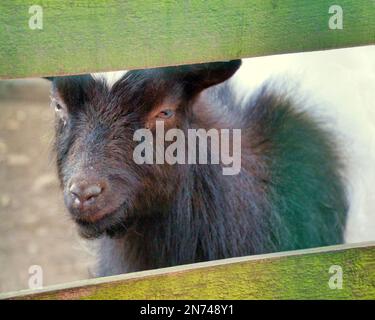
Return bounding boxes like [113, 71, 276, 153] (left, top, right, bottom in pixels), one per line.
[1, 243, 374, 299]
[0, 0, 374, 79]
[0, 0, 374, 299]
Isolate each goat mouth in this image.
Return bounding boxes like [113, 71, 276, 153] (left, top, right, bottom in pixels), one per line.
[73, 204, 133, 238]
[74, 208, 114, 224]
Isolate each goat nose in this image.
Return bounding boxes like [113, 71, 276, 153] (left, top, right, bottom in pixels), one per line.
[69, 180, 104, 209]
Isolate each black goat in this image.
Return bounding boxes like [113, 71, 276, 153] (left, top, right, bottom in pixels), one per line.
[47, 60, 347, 276]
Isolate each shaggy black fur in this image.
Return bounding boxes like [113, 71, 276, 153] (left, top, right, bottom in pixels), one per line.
[47, 60, 347, 276]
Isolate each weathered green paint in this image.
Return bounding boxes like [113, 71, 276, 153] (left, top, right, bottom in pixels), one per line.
[0, 0, 374, 79]
[1, 243, 374, 300]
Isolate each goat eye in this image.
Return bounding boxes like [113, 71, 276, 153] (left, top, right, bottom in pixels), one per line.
[51, 99, 68, 125]
[50, 98, 64, 112]
[157, 109, 175, 119]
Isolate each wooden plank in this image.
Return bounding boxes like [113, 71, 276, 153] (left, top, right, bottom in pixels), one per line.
[0, 0, 374, 79]
[1, 242, 374, 300]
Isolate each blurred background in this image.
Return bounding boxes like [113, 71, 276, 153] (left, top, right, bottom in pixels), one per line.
[0, 45, 374, 294]
[0, 80, 92, 293]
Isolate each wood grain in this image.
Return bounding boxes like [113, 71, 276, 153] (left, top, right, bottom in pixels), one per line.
[0, 0, 374, 79]
[1, 242, 374, 300]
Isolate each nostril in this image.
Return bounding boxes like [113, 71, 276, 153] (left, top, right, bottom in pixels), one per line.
[69, 183, 80, 198]
[69, 182, 104, 205]
[84, 185, 103, 200]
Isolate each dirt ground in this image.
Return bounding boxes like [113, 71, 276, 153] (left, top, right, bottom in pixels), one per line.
[0, 79, 93, 294]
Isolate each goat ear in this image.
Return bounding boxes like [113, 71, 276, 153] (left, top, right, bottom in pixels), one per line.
[178, 59, 241, 95]
[47, 75, 93, 107]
